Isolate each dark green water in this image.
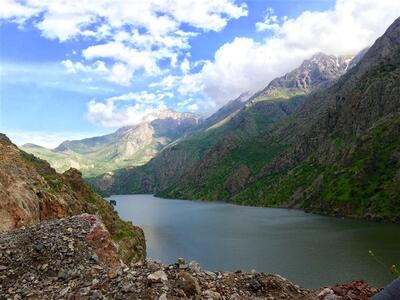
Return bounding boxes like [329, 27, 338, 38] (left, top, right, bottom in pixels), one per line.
[111, 194, 400, 289]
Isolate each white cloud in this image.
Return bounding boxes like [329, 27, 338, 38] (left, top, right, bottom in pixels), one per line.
[62, 60, 108, 75]
[81, 41, 163, 83]
[255, 8, 280, 33]
[108, 63, 133, 86]
[1, 0, 247, 85]
[186, 0, 400, 108]
[87, 91, 171, 128]
[186, 103, 199, 112]
[149, 75, 179, 91]
[168, 0, 247, 31]
[3, 0, 400, 120]
[0, 0, 38, 23]
[180, 58, 191, 74]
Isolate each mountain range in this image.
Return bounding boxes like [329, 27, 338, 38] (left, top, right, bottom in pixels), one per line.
[21, 110, 201, 177]
[86, 17, 400, 222]
[87, 52, 358, 192]
[20, 17, 400, 222]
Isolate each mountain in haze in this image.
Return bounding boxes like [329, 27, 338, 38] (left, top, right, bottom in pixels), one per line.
[90, 51, 362, 196]
[21, 110, 201, 177]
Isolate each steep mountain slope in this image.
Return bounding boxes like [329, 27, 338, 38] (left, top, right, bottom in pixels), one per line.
[22, 110, 200, 177]
[92, 52, 357, 195]
[200, 91, 253, 129]
[165, 17, 400, 221]
[0, 134, 145, 263]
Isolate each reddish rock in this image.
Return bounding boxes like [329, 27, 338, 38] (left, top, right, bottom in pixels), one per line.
[84, 215, 121, 269]
[326, 280, 379, 300]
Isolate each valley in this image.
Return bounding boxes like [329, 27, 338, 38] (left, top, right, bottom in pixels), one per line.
[1, 5, 399, 299]
[84, 19, 400, 223]
[22, 110, 201, 177]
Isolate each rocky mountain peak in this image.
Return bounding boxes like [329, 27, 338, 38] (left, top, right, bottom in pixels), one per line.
[53, 140, 74, 152]
[143, 109, 200, 123]
[116, 109, 201, 135]
[23, 109, 202, 176]
[20, 143, 46, 149]
[263, 52, 355, 94]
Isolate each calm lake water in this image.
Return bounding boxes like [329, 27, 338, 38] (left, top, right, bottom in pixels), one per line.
[111, 194, 400, 289]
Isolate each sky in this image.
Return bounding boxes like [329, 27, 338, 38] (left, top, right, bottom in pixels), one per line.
[1, 0, 400, 148]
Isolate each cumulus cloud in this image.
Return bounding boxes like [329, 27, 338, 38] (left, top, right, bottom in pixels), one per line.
[255, 8, 280, 33]
[0, 0, 38, 23]
[3, 0, 400, 119]
[1, 0, 247, 85]
[185, 0, 400, 108]
[87, 91, 172, 128]
[180, 58, 191, 74]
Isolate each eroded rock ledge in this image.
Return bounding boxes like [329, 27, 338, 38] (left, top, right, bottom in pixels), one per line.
[0, 215, 379, 299]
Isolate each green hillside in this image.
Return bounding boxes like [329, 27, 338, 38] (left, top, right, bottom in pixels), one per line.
[91, 18, 400, 222]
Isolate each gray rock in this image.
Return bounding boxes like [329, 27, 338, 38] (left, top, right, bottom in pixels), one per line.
[148, 270, 168, 283]
[203, 290, 222, 300]
[188, 261, 202, 273]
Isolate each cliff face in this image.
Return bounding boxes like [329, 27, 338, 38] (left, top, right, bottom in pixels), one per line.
[0, 134, 145, 263]
[255, 53, 355, 101]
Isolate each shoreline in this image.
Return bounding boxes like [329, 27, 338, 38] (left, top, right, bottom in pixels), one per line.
[0, 214, 382, 299]
[108, 193, 400, 225]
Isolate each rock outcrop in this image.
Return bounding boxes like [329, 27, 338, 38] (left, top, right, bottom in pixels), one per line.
[0, 134, 145, 263]
[258, 53, 354, 96]
[0, 215, 379, 299]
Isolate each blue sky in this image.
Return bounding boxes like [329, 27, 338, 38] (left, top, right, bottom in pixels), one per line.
[1, 0, 399, 147]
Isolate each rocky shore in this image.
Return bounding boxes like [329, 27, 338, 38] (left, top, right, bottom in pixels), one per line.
[0, 214, 380, 299]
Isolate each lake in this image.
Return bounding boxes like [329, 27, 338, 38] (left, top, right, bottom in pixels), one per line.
[111, 194, 400, 289]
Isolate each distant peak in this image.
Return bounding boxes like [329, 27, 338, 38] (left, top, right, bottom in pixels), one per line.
[21, 143, 46, 149]
[143, 109, 200, 122]
[259, 51, 356, 95]
[309, 52, 331, 60]
[115, 109, 201, 135]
